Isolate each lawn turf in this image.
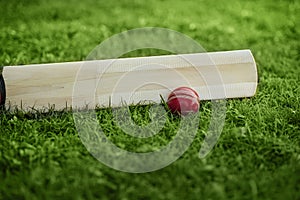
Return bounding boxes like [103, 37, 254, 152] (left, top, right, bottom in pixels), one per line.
[0, 0, 299, 199]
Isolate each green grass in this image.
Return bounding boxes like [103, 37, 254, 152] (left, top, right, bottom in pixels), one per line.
[0, 0, 299, 199]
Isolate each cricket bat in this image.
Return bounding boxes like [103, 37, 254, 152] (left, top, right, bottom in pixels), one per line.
[0, 49, 257, 111]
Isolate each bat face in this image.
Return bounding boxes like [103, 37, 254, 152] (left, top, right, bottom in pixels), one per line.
[1, 50, 258, 111]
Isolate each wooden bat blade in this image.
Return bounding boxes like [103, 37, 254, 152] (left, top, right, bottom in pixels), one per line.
[2, 50, 257, 110]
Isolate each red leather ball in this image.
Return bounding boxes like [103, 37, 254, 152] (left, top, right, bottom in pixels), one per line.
[167, 87, 200, 115]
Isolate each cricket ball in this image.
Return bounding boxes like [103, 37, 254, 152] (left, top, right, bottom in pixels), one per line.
[167, 87, 200, 115]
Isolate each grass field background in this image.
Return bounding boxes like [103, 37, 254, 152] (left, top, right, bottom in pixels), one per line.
[0, 0, 299, 199]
